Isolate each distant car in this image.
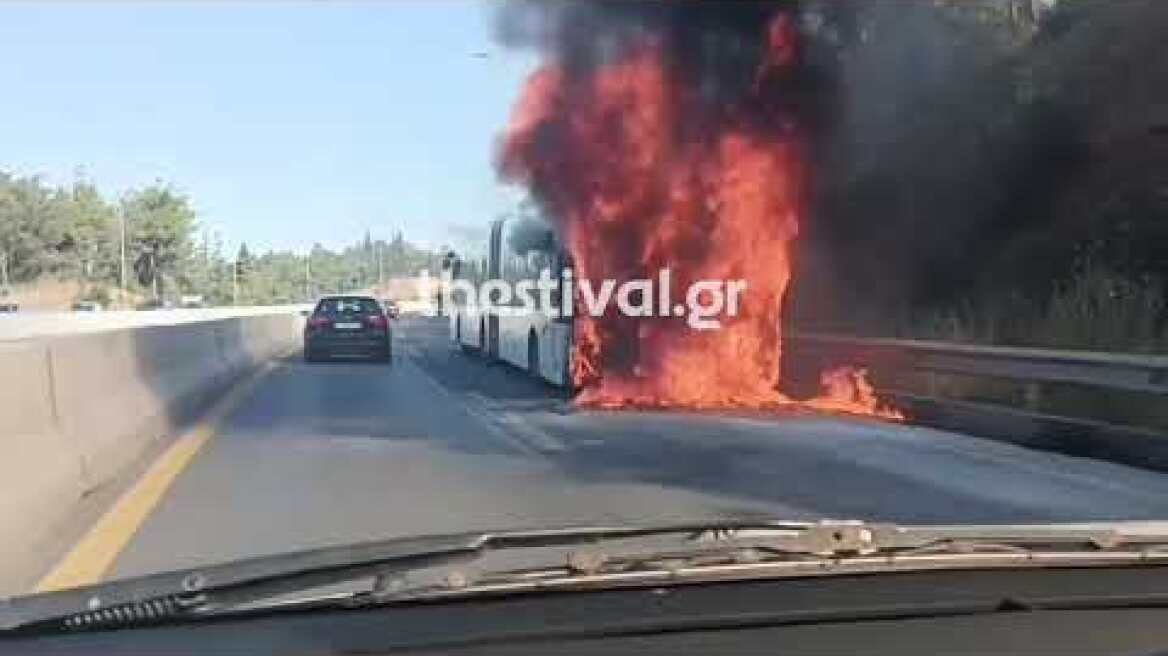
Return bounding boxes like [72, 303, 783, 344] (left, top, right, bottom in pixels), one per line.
[384, 300, 401, 319]
[0, 302, 17, 313]
[304, 295, 393, 363]
[180, 294, 205, 308]
[71, 301, 103, 312]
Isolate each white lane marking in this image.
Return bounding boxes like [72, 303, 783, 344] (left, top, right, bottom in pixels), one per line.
[400, 351, 544, 457]
[396, 321, 567, 454]
[463, 392, 566, 453]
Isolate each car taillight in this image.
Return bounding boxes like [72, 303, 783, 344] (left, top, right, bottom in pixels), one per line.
[366, 314, 388, 329]
[307, 315, 330, 329]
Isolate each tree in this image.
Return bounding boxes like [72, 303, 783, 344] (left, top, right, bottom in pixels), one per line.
[181, 229, 231, 304]
[61, 181, 116, 288]
[236, 243, 253, 279]
[0, 167, 447, 308]
[123, 184, 196, 301]
[0, 173, 71, 282]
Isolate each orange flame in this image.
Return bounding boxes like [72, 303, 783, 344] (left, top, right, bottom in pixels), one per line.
[500, 14, 900, 420]
[805, 367, 905, 420]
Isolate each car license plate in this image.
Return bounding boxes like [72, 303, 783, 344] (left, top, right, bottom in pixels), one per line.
[333, 321, 362, 330]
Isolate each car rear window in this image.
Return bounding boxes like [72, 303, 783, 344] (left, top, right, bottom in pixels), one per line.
[314, 298, 382, 316]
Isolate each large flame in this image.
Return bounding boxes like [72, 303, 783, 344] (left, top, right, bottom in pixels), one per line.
[500, 14, 900, 420]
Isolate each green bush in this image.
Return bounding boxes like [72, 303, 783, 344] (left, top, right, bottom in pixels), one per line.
[78, 285, 113, 306]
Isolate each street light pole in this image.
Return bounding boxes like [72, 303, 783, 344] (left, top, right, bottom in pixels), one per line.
[304, 252, 311, 301]
[376, 240, 383, 289]
[149, 252, 158, 302]
[117, 203, 127, 304]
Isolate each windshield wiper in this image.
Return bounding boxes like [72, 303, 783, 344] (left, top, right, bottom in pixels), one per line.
[6, 519, 1168, 634]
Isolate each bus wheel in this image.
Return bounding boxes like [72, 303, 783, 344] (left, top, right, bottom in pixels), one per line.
[528, 331, 540, 379]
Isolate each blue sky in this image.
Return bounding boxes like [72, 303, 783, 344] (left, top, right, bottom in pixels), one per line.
[0, 1, 538, 253]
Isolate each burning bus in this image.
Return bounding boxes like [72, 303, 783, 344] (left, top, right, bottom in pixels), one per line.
[449, 3, 897, 418]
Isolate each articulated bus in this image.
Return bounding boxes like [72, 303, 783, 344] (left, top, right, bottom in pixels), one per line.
[448, 217, 574, 387]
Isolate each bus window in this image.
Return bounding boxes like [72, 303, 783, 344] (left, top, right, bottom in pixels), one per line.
[501, 217, 559, 310]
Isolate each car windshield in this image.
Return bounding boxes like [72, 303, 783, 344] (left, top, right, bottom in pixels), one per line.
[1, 0, 1166, 620]
[315, 297, 382, 316]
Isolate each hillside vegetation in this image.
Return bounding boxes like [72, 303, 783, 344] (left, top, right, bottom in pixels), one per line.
[0, 173, 443, 309]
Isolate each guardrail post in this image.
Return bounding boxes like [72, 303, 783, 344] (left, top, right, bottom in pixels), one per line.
[1023, 381, 1042, 412]
[925, 371, 939, 397]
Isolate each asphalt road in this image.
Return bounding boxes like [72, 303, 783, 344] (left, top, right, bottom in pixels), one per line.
[106, 316, 1168, 581]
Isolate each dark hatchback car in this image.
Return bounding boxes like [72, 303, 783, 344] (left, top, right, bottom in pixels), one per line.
[304, 295, 393, 363]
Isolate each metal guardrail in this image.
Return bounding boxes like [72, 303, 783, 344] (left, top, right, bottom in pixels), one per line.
[789, 333, 1168, 398]
[786, 333, 1168, 472]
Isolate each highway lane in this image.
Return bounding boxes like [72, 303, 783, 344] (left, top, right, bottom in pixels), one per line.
[103, 316, 1168, 581]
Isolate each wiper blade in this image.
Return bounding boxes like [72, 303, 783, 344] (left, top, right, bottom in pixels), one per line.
[0, 531, 481, 633]
[0, 520, 807, 632]
[7, 519, 1168, 633]
[354, 522, 1168, 607]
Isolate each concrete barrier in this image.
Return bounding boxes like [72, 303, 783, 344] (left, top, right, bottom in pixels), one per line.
[0, 313, 300, 585]
[0, 341, 88, 590]
[0, 305, 307, 342]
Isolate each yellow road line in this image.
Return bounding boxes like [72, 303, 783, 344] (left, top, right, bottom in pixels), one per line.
[34, 362, 280, 593]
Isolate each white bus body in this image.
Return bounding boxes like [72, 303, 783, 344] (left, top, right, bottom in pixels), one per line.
[449, 217, 573, 387]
